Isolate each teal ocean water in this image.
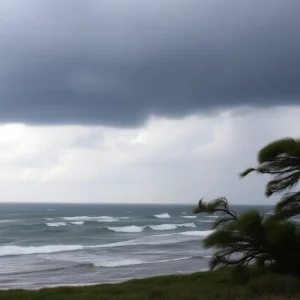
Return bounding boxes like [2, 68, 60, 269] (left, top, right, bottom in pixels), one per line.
[0, 203, 272, 289]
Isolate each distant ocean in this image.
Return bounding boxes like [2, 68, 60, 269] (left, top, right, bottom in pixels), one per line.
[0, 203, 272, 289]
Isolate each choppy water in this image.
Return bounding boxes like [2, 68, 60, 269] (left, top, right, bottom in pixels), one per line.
[0, 203, 271, 289]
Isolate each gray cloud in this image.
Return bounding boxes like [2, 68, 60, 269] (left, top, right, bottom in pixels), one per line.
[0, 0, 299, 126]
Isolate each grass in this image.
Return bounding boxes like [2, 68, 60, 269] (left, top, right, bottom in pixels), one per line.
[1, 269, 300, 299]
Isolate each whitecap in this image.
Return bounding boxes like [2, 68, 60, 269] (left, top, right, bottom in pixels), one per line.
[181, 216, 196, 219]
[107, 225, 144, 233]
[179, 230, 213, 237]
[199, 220, 215, 223]
[148, 223, 196, 231]
[94, 259, 143, 267]
[46, 222, 67, 227]
[154, 213, 171, 219]
[62, 216, 119, 222]
[69, 221, 84, 225]
[88, 232, 203, 248]
[94, 256, 193, 268]
[0, 245, 83, 256]
[148, 224, 177, 231]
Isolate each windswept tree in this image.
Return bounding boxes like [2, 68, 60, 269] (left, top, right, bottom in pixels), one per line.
[194, 137, 300, 275]
[240, 138, 300, 219]
[194, 198, 300, 276]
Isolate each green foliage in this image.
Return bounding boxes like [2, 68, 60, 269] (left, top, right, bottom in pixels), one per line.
[194, 197, 237, 229]
[195, 197, 300, 276]
[241, 137, 300, 219]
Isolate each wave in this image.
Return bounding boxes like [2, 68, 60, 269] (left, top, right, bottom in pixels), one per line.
[148, 223, 196, 231]
[181, 215, 196, 219]
[0, 229, 210, 257]
[205, 216, 218, 218]
[46, 222, 67, 227]
[119, 217, 130, 219]
[0, 245, 83, 256]
[107, 223, 196, 233]
[179, 230, 213, 237]
[94, 259, 143, 267]
[94, 256, 193, 268]
[199, 220, 215, 223]
[62, 216, 119, 222]
[154, 213, 171, 219]
[0, 220, 13, 224]
[107, 225, 143, 233]
[91, 232, 207, 248]
[69, 221, 84, 225]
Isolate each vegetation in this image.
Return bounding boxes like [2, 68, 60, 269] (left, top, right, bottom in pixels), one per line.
[194, 137, 300, 276]
[2, 269, 300, 299]
[240, 137, 300, 219]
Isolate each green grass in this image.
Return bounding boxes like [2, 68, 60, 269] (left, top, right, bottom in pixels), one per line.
[1, 269, 300, 300]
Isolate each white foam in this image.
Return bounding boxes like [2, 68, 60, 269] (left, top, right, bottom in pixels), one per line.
[178, 223, 196, 228]
[148, 223, 196, 231]
[62, 216, 119, 222]
[149, 224, 177, 230]
[107, 223, 196, 233]
[90, 232, 203, 248]
[46, 222, 67, 227]
[119, 217, 130, 219]
[45, 218, 54, 221]
[205, 216, 218, 218]
[0, 245, 83, 256]
[94, 256, 193, 268]
[199, 220, 215, 223]
[179, 230, 213, 237]
[0, 220, 13, 224]
[107, 225, 144, 233]
[94, 259, 143, 267]
[69, 221, 84, 225]
[154, 213, 171, 219]
[181, 216, 196, 219]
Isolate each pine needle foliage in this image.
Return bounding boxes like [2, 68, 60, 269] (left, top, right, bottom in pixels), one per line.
[240, 137, 300, 219]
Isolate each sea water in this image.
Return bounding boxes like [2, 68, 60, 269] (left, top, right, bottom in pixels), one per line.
[0, 203, 272, 289]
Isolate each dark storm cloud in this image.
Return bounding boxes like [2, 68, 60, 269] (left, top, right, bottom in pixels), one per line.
[0, 0, 300, 126]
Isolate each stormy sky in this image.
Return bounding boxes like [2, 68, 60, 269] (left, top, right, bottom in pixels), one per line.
[0, 0, 299, 204]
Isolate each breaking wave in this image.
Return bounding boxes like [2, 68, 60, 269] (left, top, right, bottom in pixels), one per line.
[0, 245, 83, 256]
[154, 213, 171, 219]
[94, 256, 193, 268]
[107, 223, 196, 233]
[107, 225, 143, 233]
[69, 221, 84, 226]
[179, 230, 213, 237]
[62, 216, 119, 222]
[0, 229, 211, 257]
[46, 222, 67, 227]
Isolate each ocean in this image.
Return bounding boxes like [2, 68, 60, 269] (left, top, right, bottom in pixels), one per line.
[0, 203, 272, 289]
